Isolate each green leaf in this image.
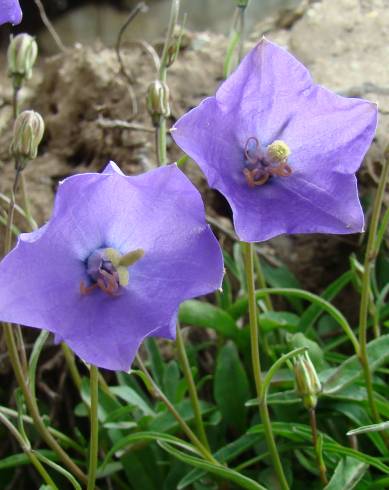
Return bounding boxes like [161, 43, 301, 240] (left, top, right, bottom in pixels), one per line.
[324, 457, 368, 490]
[178, 433, 259, 489]
[163, 360, 181, 403]
[144, 338, 165, 388]
[248, 422, 389, 474]
[227, 288, 359, 354]
[347, 421, 389, 436]
[262, 263, 303, 312]
[299, 271, 353, 332]
[149, 399, 214, 433]
[179, 300, 240, 341]
[100, 431, 198, 470]
[33, 451, 82, 490]
[0, 450, 56, 470]
[158, 441, 268, 490]
[214, 342, 250, 433]
[80, 378, 122, 422]
[28, 330, 50, 399]
[288, 332, 326, 369]
[322, 335, 389, 394]
[121, 447, 160, 490]
[259, 311, 300, 333]
[110, 386, 155, 417]
[333, 402, 387, 455]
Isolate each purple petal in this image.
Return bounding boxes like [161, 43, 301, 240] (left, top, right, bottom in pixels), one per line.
[0, 163, 223, 370]
[0, 0, 22, 25]
[172, 38, 377, 242]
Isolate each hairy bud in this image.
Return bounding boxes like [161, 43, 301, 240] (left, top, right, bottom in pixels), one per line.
[10, 110, 45, 167]
[293, 352, 321, 410]
[146, 80, 170, 126]
[7, 34, 38, 88]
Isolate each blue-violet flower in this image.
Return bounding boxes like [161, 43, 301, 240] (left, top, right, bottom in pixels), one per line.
[171, 39, 378, 242]
[0, 162, 224, 370]
[0, 0, 22, 25]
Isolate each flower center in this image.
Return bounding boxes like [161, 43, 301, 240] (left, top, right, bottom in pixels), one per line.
[80, 247, 144, 296]
[243, 137, 292, 187]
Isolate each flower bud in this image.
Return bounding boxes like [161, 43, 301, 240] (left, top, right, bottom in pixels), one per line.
[293, 352, 321, 410]
[10, 110, 45, 167]
[146, 80, 170, 126]
[7, 34, 38, 88]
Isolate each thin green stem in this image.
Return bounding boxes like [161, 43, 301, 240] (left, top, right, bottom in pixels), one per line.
[136, 355, 219, 465]
[0, 405, 85, 454]
[3, 324, 87, 483]
[61, 343, 82, 391]
[4, 169, 21, 254]
[0, 412, 59, 489]
[87, 365, 99, 490]
[309, 409, 328, 486]
[176, 324, 211, 451]
[228, 287, 360, 355]
[253, 253, 273, 311]
[12, 86, 20, 119]
[242, 242, 289, 490]
[19, 173, 37, 230]
[155, 119, 167, 166]
[358, 148, 389, 423]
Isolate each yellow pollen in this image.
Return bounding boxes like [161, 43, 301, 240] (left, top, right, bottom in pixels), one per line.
[267, 140, 291, 163]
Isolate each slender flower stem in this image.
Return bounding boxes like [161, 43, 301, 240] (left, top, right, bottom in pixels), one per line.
[308, 409, 328, 486]
[175, 324, 211, 451]
[12, 86, 20, 119]
[242, 242, 289, 490]
[0, 412, 59, 489]
[136, 355, 219, 464]
[61, 343, 82, 391]
[358, 147, 389, 423]
[87, 365, 99, 490]
[3, 324, 87, 482]
[19, 173, 37, 231]
[253, 253, 273, 311]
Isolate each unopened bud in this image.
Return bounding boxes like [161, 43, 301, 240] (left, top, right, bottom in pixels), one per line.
[293, 352, 321, 410]
[146, 80, 170, 126]
[7, 34, 38, 88]
[10, 110, 45, 167]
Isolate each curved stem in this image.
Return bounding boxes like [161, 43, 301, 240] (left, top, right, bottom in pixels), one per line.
[61, 343, 82, 391]
[0, 412, 59, 489]
[309, 409, 328, 486]
[228, 288, 360, 355]
[242, 242, 289, 490]
[262, 347, 307, 404]
[19, 173, 37, 230]
[3, 324, 87, 483]
[136, 355, 218, 465]
[358, 148, 389, 423]
[87, 365, 99, 490]
[175, 324, 210, 451]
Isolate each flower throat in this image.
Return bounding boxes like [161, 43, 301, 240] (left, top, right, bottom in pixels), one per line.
[243, 137, 292, 187]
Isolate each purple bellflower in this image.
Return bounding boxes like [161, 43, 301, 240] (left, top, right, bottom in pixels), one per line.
[0, 0, 22, 25]
[171, 39, 378, 242]
[0, 162, 224, 371]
